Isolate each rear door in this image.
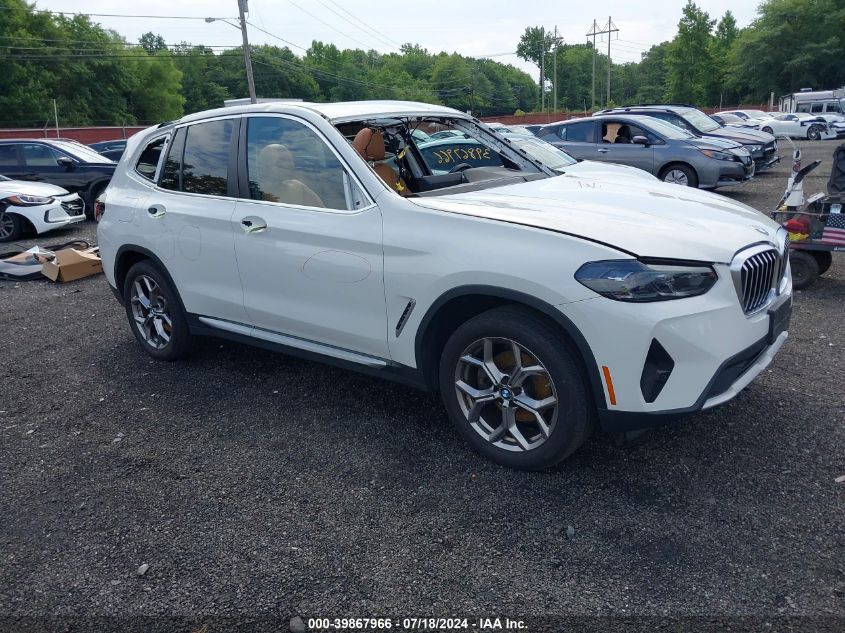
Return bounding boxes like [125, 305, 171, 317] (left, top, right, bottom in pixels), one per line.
[547, 121, 598, 160]
[142, 117, 248, 324]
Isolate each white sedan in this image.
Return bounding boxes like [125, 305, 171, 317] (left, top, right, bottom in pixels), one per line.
[757, 113, 837, 140]
[0, 176, 85, 242]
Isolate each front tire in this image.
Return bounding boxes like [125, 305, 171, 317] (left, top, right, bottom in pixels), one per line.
[123, 260, 192, 360]
[438, 306, 594, 470]
[0, 210, 23, 242]
[762, 126, 773, 134]
[789, 250, 820, 290]
[807, 126, 821, 141]
[660, 163, 698, 188]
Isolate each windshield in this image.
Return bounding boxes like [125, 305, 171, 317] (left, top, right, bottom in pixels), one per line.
[682, 108, 720, 133]
[640, 117, 696, 140]
[506, 136, 577, 170]
[52, 140, 115, 164]
[336, 116, 547, 197]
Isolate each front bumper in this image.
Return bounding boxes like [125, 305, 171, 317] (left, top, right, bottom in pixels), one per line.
[561, 266, 792, 432]
[707, 159, 754, 188]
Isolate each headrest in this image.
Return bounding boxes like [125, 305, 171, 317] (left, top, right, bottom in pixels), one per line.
[258, 143, 295, 175]
[353, 128, 386, 162]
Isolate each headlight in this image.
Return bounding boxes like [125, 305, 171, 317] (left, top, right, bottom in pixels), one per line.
[699, 148, 736, 161]
[4, 194, 54, 206]
[747, 145, 762, 152]
[575, 260, 718, 302]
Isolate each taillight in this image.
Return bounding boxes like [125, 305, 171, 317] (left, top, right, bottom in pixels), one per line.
[94, 198, 105, 222]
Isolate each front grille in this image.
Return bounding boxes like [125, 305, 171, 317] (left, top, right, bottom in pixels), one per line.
[731, 245, 782, 314]
[61, 198, 85, 216]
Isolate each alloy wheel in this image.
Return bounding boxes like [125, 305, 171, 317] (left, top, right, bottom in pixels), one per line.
[0, 212, 14, 239]
[663, 169, 689, 186]
[130, 274, 173, 350]
[453, 337, 558, 452]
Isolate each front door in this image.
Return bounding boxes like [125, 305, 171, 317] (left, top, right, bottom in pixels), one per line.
[232, 114, 389, 359]
[595, 120, 656, 172]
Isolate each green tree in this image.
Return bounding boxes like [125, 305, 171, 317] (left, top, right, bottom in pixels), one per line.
[665, 1, 716, 103]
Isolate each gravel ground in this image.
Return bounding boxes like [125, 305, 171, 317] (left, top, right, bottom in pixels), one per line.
[1, 140, 843, 632]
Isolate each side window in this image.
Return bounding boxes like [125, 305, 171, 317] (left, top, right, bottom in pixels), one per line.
[246, 116, 355, 211]
[826, 103, 841, 113]
[0, 144, 18, 166]
[159, 127, 186, 191]
[22, 144, 59, 167]
[561, 121, 595, 142]
[811, 103, 823, 113]
[669, 115, 693, 132]
[796, 103, 809, 113]
[182, 119, 234, 196]
[135, 137, 167, 181]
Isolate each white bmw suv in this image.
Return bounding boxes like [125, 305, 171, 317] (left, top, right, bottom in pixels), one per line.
[98, 101, 792, 470]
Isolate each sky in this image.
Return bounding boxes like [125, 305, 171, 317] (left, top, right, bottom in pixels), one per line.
[33, 0, 762, 79]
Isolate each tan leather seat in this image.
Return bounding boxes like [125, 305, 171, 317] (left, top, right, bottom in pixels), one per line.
[256, 143, 325, 208]
[352, 128, 409, 196]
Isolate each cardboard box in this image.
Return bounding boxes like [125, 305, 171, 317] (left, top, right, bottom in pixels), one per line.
[42, 247, 103, 282]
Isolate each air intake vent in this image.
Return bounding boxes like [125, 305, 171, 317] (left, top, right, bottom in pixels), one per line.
[640, 339, 674, 403]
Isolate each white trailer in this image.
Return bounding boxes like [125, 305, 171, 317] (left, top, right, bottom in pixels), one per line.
[779, 88, 845, 113]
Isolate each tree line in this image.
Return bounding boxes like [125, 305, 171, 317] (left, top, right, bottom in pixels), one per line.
[0, 0, 536, 127]
[520, 0, 845, 113]
[2, 0, 843, 129]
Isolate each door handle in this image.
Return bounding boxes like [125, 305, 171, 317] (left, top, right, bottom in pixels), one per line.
[147, 204, 166, 218]
[241, 216, 267, 234]
[597, 148, 610, 154]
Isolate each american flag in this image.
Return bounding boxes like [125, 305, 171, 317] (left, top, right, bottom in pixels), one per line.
[821, 210, 845, 246]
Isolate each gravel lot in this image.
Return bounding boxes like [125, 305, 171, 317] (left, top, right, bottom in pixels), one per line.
[1, 140, 843, 632]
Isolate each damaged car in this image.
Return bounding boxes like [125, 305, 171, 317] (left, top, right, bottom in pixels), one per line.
[98, 101, 792, 470]
[0, 175, 85, 242]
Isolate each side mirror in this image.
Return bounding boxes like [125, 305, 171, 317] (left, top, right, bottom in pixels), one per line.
[57, 156, 75, 169]
[632, 135, 650, 146]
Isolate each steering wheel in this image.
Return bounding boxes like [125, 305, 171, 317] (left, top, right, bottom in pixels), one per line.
[449, 163, 473, 173]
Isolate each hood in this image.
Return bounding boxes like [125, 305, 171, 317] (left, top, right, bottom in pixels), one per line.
[686, 137, 744, 151]
[0, 179, 70, 197]
[706, 126, 775, 145]
[563, 160, 655, 181]
[409, 174, 781, 263]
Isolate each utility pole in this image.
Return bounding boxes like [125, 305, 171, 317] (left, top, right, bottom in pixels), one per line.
[586, 20, 598, 109]
[52, 98, 59, 138]
[237, 0, 257, 103]
[539, 27, 545, 113]
[586, 17, 618, 108]
[551, 25, 562, 113]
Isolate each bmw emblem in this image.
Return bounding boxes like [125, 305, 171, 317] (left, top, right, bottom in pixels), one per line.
[500, 388, 513, 400]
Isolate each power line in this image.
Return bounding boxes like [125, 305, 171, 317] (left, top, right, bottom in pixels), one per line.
[284, 0, 380, 51]
[313, 0, 400, 51]
[0, 6, 235, 20]
[322, 0, 403, 49]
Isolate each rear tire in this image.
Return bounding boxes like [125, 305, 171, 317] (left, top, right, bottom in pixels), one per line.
[807, 126, 821, 141]
[0, 210, 23, 242]
[123, 260, 192, 361]
[762, 126, 773, 134]
[659, 163, 698, 188]
[812, 251, 832, 275]
[438, 306, 594, 470]
[790, 250, 820, 290]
